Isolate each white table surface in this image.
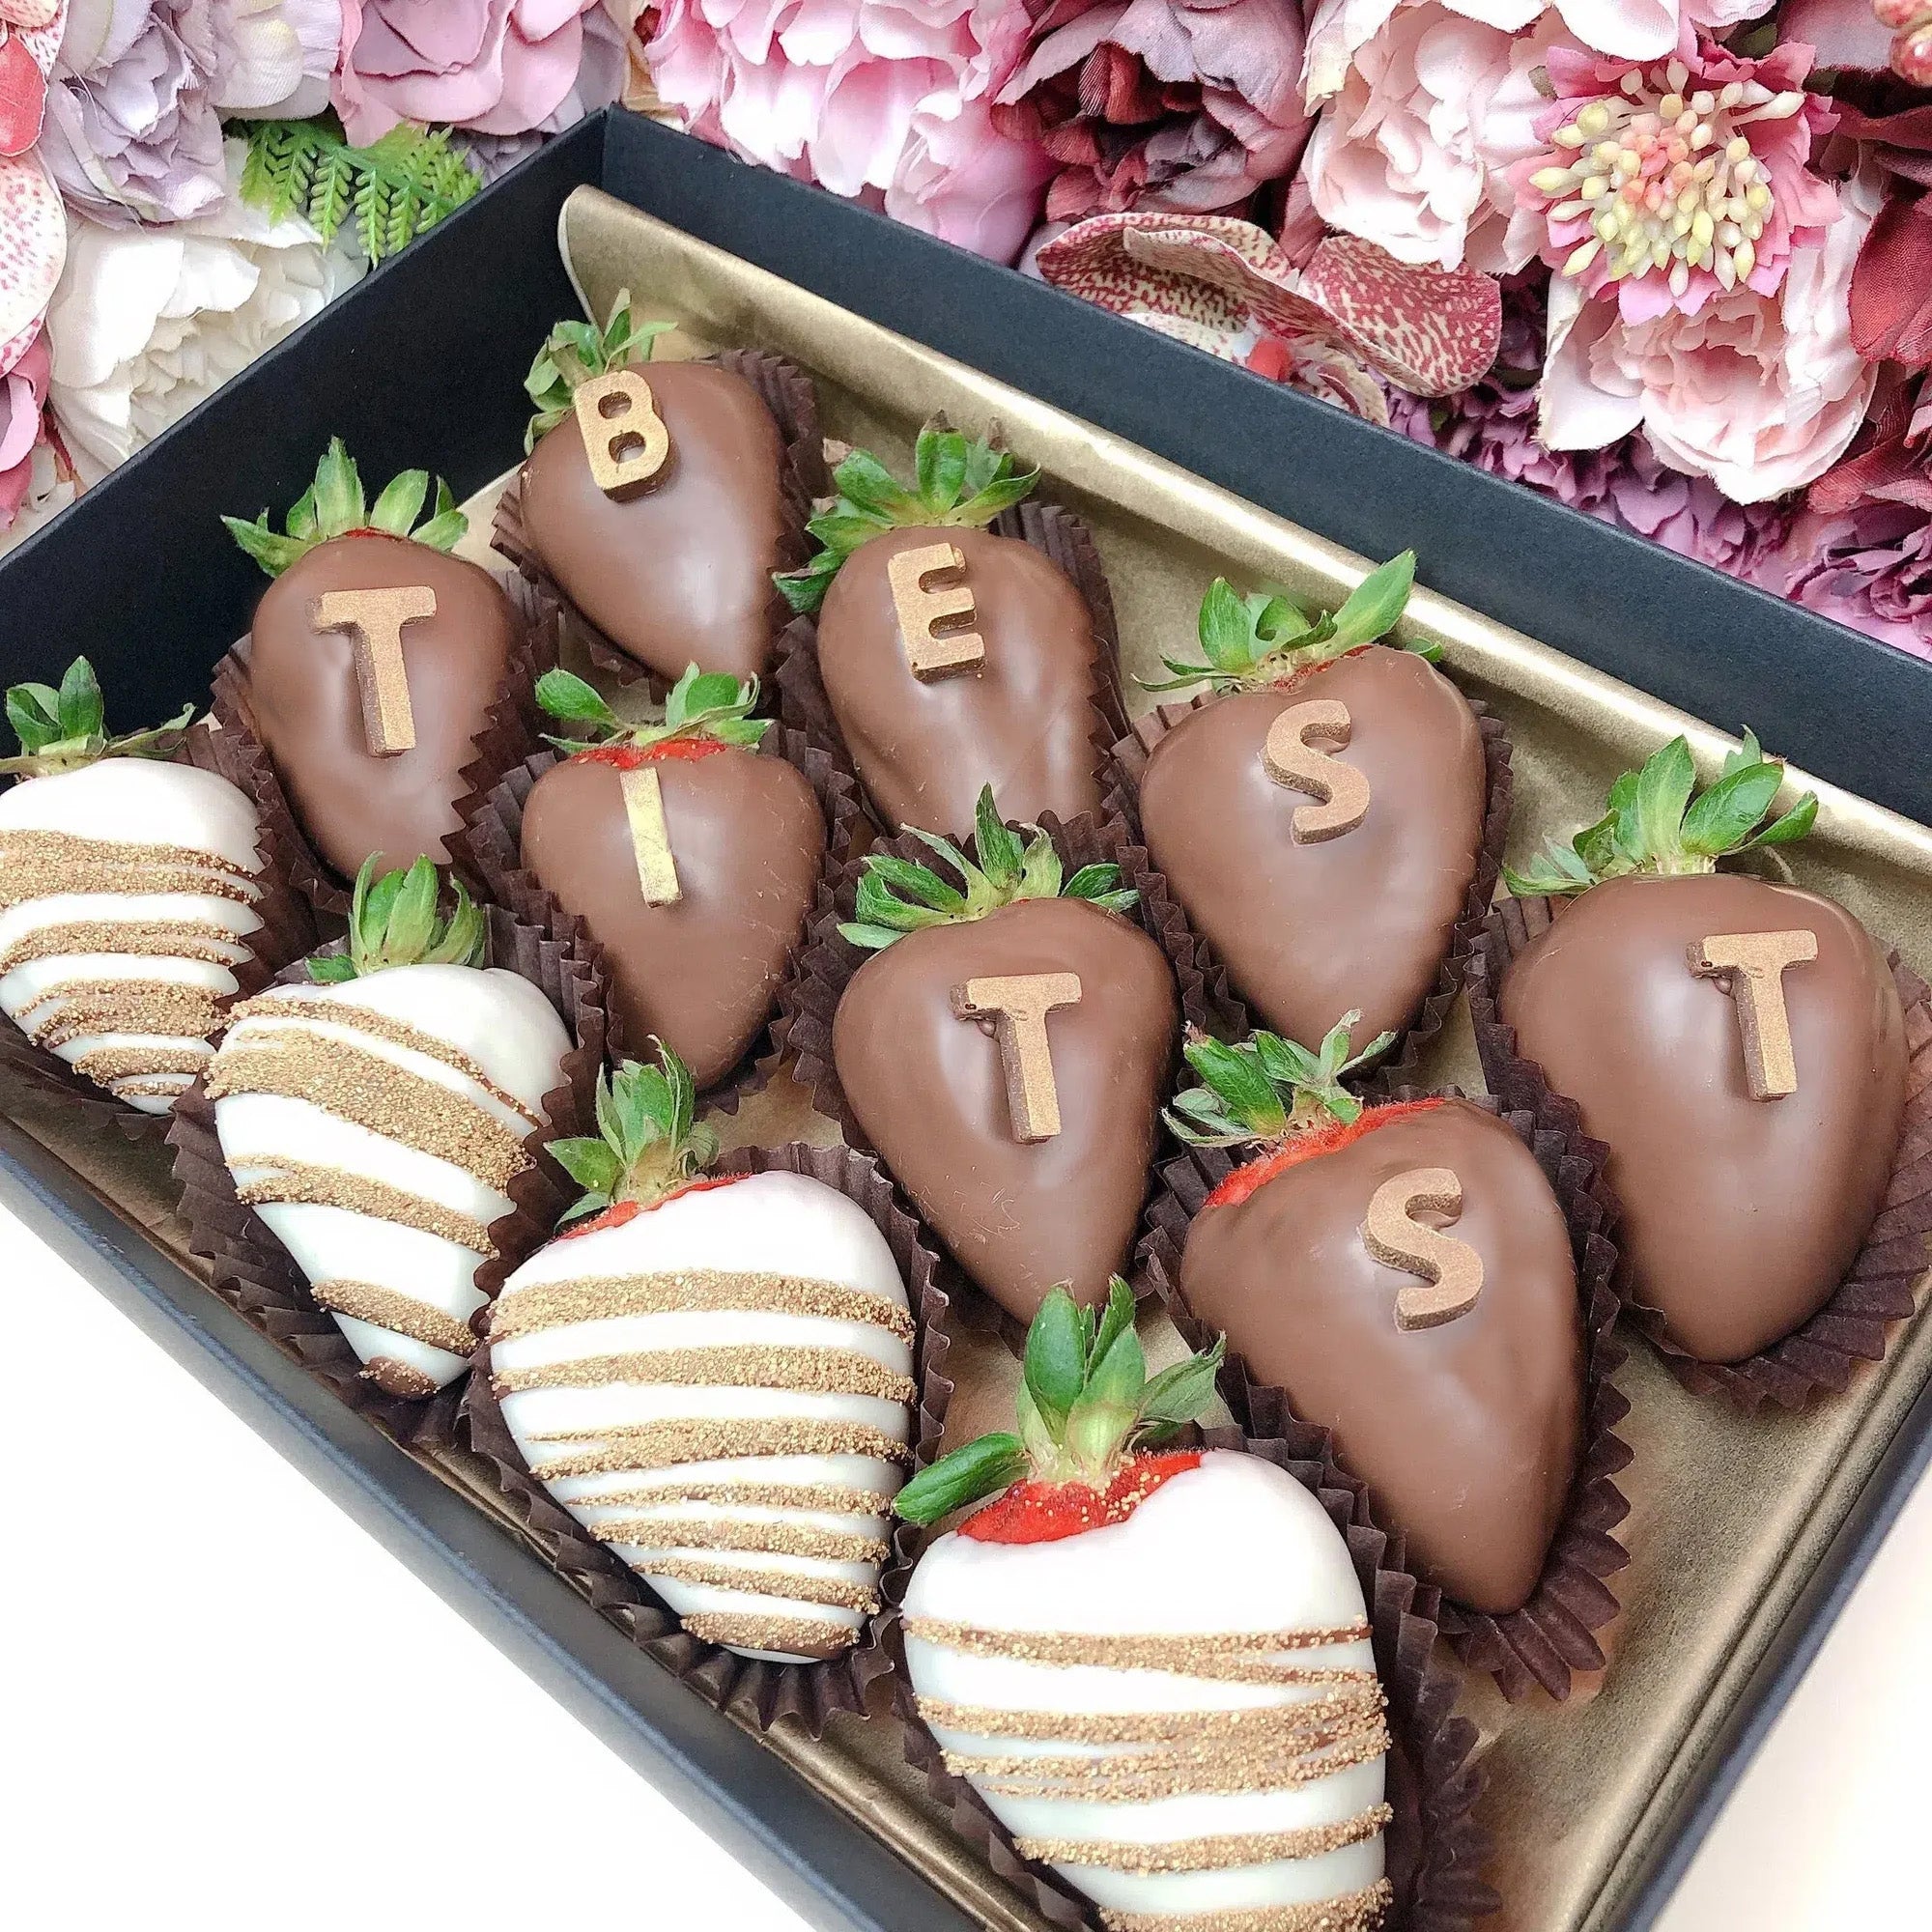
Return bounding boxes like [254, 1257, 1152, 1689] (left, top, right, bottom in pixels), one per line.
[9, 1208, 1927, 1931]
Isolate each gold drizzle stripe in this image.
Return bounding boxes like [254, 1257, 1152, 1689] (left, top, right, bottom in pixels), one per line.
[681, 1611, 858, 1659]
[527, 1419, 913, 1480]
[308, 1280, 477, 1356]
[22, 980, 225, 1047]
[1016, 1806, 1392, 1874]
[115, 1077, 193, 1098]
[493, 1346, 915, 1404]
[957, 1726, 1391, 1803]
[71, 1043, 211, 1083]
[635, 1555, 880, 1612]
[234, 1158, 497, 1255]
[592, 1517, 888, 1564]
[229, 996, 542, 1128]
[902, 1620, 1374, 1676]
[0, 831, 259, 909]
[0, 919, 249, 977]
[489, 1269, 915, 1343]
[206, 1032, 530, 1189]
[562, 1480, 895, 1516]
[1098, 1881, 1392, 1932]
[918, 1694, 1382, 1747]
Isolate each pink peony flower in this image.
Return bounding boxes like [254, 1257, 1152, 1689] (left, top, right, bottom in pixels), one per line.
[1601, 431, 1795, 574]
[0, 326, 52, 532]
[987, 0, 1314, 222]
[645, 0, 1055, 263]
[1513, 38, 1839, 322]
[1540, 167, 1882, 502]
[332, 0, 605, 146]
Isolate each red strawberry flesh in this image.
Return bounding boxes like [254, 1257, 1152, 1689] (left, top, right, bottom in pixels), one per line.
[1204, 1097, 1446, 1209]
[960, 1450, 1203, 1544]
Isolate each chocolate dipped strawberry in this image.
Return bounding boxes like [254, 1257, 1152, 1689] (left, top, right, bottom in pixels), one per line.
[1166, 1016, 1583, 1614]
[489, 1047, 915, 1664]
[832, 788, 1177, 1321]
[897, 1281, 1392, 1932]
[517, 291, 791, 682]
[521, 665, 824, 1089]
[0, 658, 258, 1114]
[780, 424, 1104, 838]
[1133, 557, 1491, 1047]
[1497, 734, 1906, 1365]
[207, 859, 572, 1398]
[224, 438, 518, 881]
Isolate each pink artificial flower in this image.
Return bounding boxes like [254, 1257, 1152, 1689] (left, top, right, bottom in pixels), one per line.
[332, 0, 603, 146]
[1540, 168, 1881, 503]
[0, 326, 51, 529]
[1778, 500, 1932, 653]
[645, 0, 1054, 265]
[1513, 38, 1839, 322]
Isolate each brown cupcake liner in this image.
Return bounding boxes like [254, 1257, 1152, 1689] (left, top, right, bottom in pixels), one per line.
[459, 1139, 952, 1737]
[0, 721, 324, 1144]
[771, 496, 1130, 843]
[209, 573, 562, 920]
[163, 904, 607, 1446]
[493, 348, 828, 696]
[1104, 676, 1515, 1070]
[1471, 894, 1932, 1412]
[1135, 1083, 1632, 1702]
[888, 1423, 1498, 1932]
[449, 723, 867, 1115]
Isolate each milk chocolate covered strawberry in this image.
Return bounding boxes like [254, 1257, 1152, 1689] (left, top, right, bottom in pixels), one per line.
[1134, 558, 1491, 1048]
[521, 666, 824, 1088]
[1167, 1018, 1583, 1613]
[897, 1282, 1392, 1932]
[517, 293, 791, 682]
[780, 425, 1105, 837]
[1498, 735, 1905, 1365]
[832, 788, 1177, 1321]
[224, 439, 517, 881]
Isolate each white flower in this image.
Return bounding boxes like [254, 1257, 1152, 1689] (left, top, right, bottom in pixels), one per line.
[211, 0, 344, 120]
[46, 141, 363, 486]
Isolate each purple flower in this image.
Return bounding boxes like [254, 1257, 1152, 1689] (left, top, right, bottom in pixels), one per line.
[1780, 502, 1932, 655]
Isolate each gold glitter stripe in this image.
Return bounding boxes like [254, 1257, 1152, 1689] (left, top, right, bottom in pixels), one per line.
[489, 1270, 915, 1342]
[493, 1347, 915, 1404]
[564, 1481, 895, 1516]
[72, 1042, 212, 1083]
[0, 840, 258, 908]
[23, 979, 226, 1048]
[234, 1159, 497, 1256]
[635, 1556, 880, 1612]
[901, 1620, 1375, 1676]
[0, 830, 256, 879]
[591, 1518, 888, 1564]
[962, 1724, 1392, 1802]
[230, 996, 542, 1128]
[917, 1692, 1382, 1747]
[1098, 1881, 1392, 1932]
[365, 1356, 440, 1400]
[206, 1033, 531, 1190]
[681, 1612, 858, 1659]
[527, 1420, 913, 1480]
[1016, 1807, 1391, 1874]
[309, 1279, 477, 1356]
[113, 1077, 194, 1098]
[0, 919, 250, 977]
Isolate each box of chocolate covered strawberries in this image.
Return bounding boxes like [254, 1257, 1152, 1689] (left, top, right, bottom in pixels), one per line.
[6, 109, 1932, 1932]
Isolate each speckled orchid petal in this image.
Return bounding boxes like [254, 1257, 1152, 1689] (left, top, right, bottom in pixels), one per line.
[0, 150, 63, 352]
[1297, 232, 1501, 392]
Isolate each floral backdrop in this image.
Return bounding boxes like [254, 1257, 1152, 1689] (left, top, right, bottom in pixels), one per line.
[2, 0, 1928, 655]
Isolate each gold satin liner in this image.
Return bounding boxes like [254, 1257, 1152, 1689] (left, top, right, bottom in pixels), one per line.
[682, 1609, 859, 1658]
[206, 1031, 531, 1190]
[526, 1418, 913, 1478]
[493, 1345, 916, 1404]
[590, 1516, 889, 1564]
[489, 1267, 916, 1341]
[1014, 1804, 1393, 1874]
[308, 1278, 477, 1355]
[918, 1691, 1383, 1746]
[1097, 1881, 1392, 1932]
[23, 979, 225, 1048]
[563, 1479, 895, 1515]
[230, 994, 543, 1128]
[232, 1156, 497, 1254]
[902, 1619, 1374, 1675]
[636, 1554, 880, 1613]
[0, 919, 249, 976]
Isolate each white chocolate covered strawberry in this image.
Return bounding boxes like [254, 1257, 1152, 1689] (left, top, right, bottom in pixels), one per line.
[488, 1047, 916, 1663]
[898, 1284, 1391, 1932]
[208, 859, 571, 1398]
[0, 657, 263, 1115]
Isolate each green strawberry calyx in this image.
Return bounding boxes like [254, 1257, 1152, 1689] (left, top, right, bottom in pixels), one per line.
[0, 656, 194, 778]
[524, 288, 677, 453]
[308, 856, 487, 982]
[535, 664, 771, 757]
[1165, 1012, 1395, 1150]
[547, 1042, 720, 1225]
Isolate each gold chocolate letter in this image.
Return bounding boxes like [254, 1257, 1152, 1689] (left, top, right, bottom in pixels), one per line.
[1262, 698, 1371, 843]
[951, 972, 1082, 1143]
[1689, 928, 1818, 1099]
[620, 764, 680, 905]
[889, 540, 985, 681]
[575, 368, 671, 496]
[314, 584, 436, 755]
[1360, 1167, 1484, 1331]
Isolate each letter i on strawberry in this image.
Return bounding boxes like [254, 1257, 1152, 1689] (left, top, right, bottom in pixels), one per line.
[896, 1281, 1394, 1932]
[486, 1043, 917, 1663]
